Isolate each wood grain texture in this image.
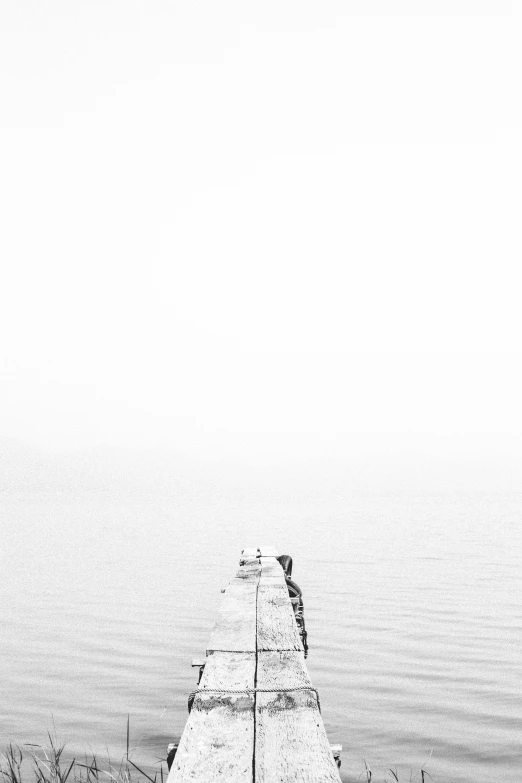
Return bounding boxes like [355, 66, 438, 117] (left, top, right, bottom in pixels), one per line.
[168, 652, 255, 783]
[255, 652, 341, 783]
[257, 582, 302, 651]
[207, 575, 259, 653]
[259, 558, 286, 584]
[257, 650, 312, 688]
[257, 559, 301, 651]
[233, 562, 261, 581]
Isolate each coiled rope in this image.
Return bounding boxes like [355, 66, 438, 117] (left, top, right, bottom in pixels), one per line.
[192, 686, 321, 712]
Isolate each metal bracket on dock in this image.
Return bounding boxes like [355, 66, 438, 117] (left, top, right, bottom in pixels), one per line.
[166, 743, 179, 771]
[330, 744, 342, 768]
[191, 658, 206, 685]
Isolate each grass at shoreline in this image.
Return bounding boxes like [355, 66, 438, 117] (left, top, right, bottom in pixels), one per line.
[0, 723, 167, 783]
[1, 732, 432, 783]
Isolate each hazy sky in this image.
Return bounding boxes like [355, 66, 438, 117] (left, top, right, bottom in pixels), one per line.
[1, 1, 521, 461]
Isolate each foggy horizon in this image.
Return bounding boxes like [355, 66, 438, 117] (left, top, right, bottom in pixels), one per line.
[2, 0, 521, 485]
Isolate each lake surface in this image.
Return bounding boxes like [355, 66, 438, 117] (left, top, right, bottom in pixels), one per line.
[1, 484, 521, 782]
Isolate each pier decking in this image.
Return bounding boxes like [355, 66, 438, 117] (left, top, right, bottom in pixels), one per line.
[167, 547, 342, 782]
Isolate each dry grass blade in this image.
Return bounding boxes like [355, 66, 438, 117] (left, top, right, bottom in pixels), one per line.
[1, 745, 24, 783]
[75, 755, 99, 783]
[0, 733, 168, 783]
[62, 759, 76, 783]
[127, 761, 155, 783]
[2, 737, 436, 783]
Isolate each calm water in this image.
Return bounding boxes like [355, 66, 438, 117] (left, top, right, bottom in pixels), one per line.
[1, 484, 521, 782]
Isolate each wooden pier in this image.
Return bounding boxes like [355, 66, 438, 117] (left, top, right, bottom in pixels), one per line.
[167, 547, 342, 782]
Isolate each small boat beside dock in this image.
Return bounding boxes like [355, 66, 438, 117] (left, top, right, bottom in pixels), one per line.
[166, 546, 342, 782]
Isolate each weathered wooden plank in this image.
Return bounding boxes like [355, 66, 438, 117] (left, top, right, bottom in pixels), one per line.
[168, 651, 255, 783]
[233, 562, 261, 581]
[255, 651, 341, 783]
[257, 581, 302, 651]
[257, 557, 301, 650]
[259, 558, 285, 583]
[207, 563, 260, 652]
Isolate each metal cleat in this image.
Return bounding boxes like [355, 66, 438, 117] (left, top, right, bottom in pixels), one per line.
[330, 744, 342, 769]
[166, 743, 179, 770]
[191, 658, 206, 684]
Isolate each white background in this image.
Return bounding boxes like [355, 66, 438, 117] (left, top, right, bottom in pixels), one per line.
[1, 0, 520, 488]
